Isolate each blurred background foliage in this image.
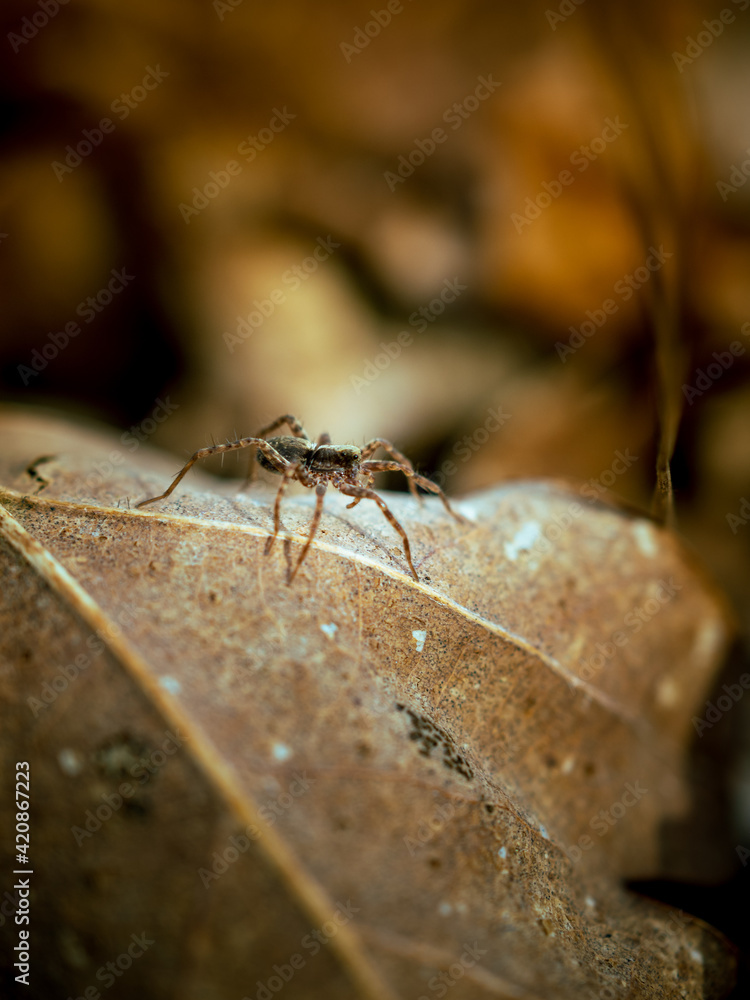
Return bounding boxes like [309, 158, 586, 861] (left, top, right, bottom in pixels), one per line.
[1, 0, 749, 987]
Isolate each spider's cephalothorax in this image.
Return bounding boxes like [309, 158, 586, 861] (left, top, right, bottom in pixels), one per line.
[136, 414, 468, 582]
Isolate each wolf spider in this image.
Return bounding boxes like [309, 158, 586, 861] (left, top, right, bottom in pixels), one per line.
[136, 414, 469, 582]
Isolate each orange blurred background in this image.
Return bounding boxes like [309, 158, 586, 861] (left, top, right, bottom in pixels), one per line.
[1, 0, 750, 984]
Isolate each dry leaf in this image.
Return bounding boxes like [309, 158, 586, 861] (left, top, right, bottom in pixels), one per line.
[0, 408, 737, 999]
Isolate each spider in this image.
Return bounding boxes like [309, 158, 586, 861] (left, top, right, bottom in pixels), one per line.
[135, 414, 469, 582]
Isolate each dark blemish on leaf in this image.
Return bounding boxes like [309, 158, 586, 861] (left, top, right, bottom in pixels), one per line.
[25, 455, 55, 493]
[397, 705, 473, 780]
[123, 799, 150, 819]
[92, 733, 155, 814]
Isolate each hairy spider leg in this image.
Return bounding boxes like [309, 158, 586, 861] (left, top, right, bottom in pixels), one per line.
[265, 464, 327, 583]
[359, 438, 421, 503]
[360, 460, 470, 524]
[288, 481, 328, 583]
[242, 414, 311, 489]
[255, 413, 310, 440]
[136, 438, 289, 508]
[338, 483, 418, 580]
[345, 436, 413, 510]
[345, 469, 374, 509]
[265, 461, 305, 554]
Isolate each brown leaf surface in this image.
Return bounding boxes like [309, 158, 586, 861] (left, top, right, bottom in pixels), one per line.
[0, 407, 737, 999]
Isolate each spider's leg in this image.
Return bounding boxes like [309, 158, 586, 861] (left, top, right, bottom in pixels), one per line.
[316, 431, 331, 446]
[254, 414, 310, 440]
[241, 415, 311, 491]
[360, 438, 420, 502]
[265, 461, 301, 554]
[361, 460, 470, 524]
[338, 483, 418, 580]
[137, 438, 288, 508]
[345, 470, 373, 509]
[288, 482, 327, 584]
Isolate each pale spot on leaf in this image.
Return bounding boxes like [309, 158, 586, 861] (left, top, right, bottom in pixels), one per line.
[504, 521, 541, 560]
[633, 520, 658, 558]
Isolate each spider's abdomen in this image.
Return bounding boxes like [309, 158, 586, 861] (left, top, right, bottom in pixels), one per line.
[310, 445, 360, 475]
[258, 435, 314, 473]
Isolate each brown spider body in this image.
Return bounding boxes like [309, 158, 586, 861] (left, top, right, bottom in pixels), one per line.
[136, 414, 468, 583]
[257, 436, 361, 480]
